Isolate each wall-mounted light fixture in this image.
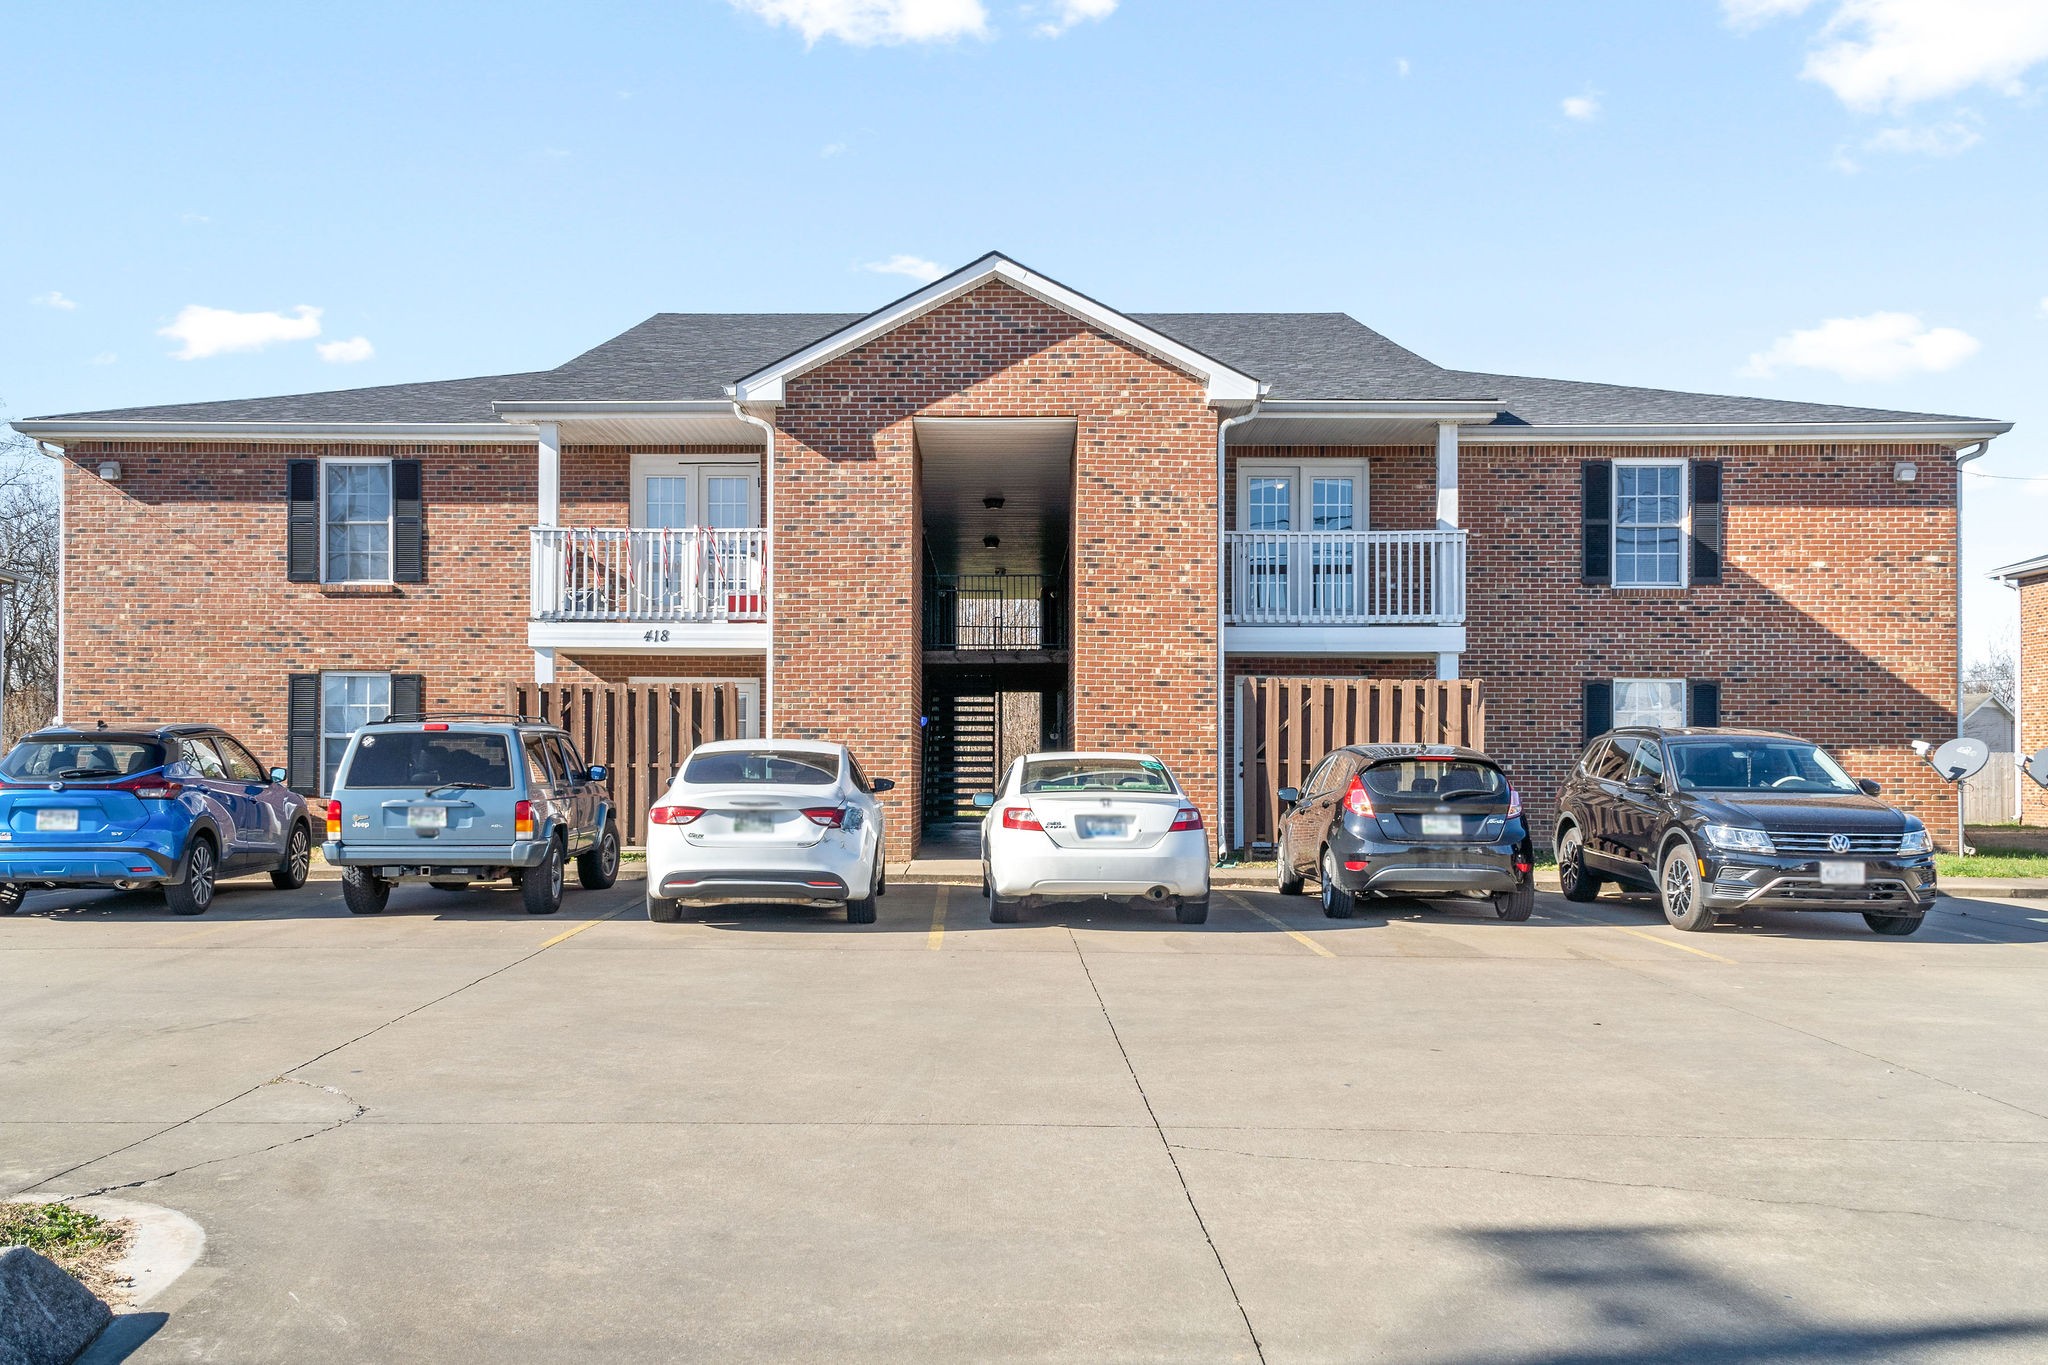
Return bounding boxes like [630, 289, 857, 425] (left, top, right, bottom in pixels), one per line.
[983, 495, 1005, 510]
[1894, 462, 1918, 483]
[982, 534, 1000, 549]
[97, 461, 122, 481]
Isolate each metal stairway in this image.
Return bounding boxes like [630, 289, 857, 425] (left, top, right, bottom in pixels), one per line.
[923, 691, 999, 828]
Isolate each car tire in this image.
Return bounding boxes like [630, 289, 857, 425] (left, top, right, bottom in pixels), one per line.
[989, 890, 1022, 924]
[576, 821, 620, 891]
[646, 892, 683, 924]
[1276, 836, 1305, 896]
[1320, 849, 1355, 919]
[163, 836, 218, 916]
[269, 822, 313, 891]
[522, 838, 565, 915]
[341, 867, 390, 915]
[1864, 912, 1925, 936]
[846, 863, 880, 925]
[1493, 882, 1535, 921]
[0, 884, 23, 916]
[1658, 839, 1718, 931]
[1176, 896, 1210, 925]
[1557, 825, 1603, 903]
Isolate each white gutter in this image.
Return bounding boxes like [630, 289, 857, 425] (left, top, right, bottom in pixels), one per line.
[10, 420, 539, 445]
[1460, 420, 2014, 447]
[490, 400, 741, 420]
[1955, 439, 1994, 845]
[730, 401, 778, 740]
[1216, 397, 1264, 856]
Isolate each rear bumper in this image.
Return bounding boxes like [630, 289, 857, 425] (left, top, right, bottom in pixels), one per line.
[322, 840, 548, 874]
[0, 844, 178, 886]
[991, 846, 1210, 901]
[1329, 824, 1528, 897]
[1701, 855, 1937, 911]
[655, 870, 850, 905]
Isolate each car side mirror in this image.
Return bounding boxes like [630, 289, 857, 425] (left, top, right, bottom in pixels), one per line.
[871, 777, 896, 794]
[1857, 778, 1881, 796]
[972, 792, 995, 810]
[269, 766, 288, 785]
[1277, 787, 1301, 806]
[1625, 774, 1660, 793]
[586, 765, 608, 783]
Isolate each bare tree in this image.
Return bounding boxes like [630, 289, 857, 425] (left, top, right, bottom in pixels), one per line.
[0, 425, 59, 743]
[1964, 636, 2017, 712]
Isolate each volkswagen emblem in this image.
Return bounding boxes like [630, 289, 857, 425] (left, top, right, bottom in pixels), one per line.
[1828, 833, 1852, 854]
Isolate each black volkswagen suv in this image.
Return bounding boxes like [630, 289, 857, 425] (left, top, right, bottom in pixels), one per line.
[1554, 727, 1937, 935]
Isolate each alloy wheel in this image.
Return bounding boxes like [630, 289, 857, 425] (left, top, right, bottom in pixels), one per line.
[189, 843, 216, 909]
[601, 830, 619, 879]
[1662, 850, 1695, 921]
[288, 828, 311, 880]
[1558, 831, 1581, 895]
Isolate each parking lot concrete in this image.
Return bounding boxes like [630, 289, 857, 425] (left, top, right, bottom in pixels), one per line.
[7, 871, 2048, 1363]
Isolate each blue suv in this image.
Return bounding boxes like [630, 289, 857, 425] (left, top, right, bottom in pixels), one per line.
[0, 724, 315, 916]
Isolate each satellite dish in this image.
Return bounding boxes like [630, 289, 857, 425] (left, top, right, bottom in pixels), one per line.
[2027, 749, 2048, 791]
[1926, 737, 1989, 783]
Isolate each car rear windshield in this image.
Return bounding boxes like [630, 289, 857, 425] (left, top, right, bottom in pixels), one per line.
[338, 732, 514, 789]
[1363, 759, 1508, 801]
[683, 749, 840, 786]
[0, 738, 167, 781]
[1020, 758, 1175, 794]
[1668, 739, 1858, 794]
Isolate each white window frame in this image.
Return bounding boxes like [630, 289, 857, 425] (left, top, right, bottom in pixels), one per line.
[628, 455, 761, 529]
[1235, 459, 1370, 533]
[1612, 678, 1687, 730]
[320, 670, 392, 795]
[629, 677, 761, 737]
[319, 456, 396, 585]
[1611, 457, 1690, 589]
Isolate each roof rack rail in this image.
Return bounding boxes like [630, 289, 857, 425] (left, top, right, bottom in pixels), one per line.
[371, 711, 545, 726]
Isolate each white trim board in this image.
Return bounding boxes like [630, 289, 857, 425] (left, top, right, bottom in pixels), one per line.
[527, 621, 769, 654]
[1224, 625, 1466, 656]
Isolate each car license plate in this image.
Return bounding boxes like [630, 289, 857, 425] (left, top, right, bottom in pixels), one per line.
[1077, 815, 1129, 839]
[733, 813, 773, 834]
[1419, 814, 1462, 837]
[35, 808, 79, 832]
[408, 805, 448, 831]
[1819, 860, 1865, 886]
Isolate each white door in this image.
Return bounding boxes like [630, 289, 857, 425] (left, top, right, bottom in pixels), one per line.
[1238, 463, 1367, 621]
[629, 458, 761, 618]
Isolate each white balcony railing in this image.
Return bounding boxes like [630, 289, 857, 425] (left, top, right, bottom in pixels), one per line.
[530, 527, 768, 623]
[1225, 529, 1466, 626]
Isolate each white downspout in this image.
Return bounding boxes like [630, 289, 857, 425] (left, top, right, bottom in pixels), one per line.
[1953, 440, 1992, 847]
[41, 441, 65, 726]
[1217, 396, 1263, 858]
[732, 400, 777, 739]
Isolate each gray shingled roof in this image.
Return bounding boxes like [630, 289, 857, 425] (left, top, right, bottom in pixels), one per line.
[35, 306, 1986, 427]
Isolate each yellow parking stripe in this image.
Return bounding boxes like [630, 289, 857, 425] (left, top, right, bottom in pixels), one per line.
[928, 886, 949, 950]
[1548, 908, 1736, 963]
[537, 905, 627, 949]
[1224, 894, 1336, 957]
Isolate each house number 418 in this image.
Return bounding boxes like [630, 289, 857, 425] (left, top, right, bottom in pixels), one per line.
[642, 629, 671, 643]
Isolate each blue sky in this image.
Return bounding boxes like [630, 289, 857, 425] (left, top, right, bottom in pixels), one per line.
[4, 0, 2043, 660]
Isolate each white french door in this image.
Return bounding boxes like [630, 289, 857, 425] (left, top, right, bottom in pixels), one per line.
[1237, 462, 1368, 620]
[628, 457, 762, 618]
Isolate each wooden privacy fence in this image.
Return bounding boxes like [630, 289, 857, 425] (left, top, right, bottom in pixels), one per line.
[1963, 763, 2017, 825]
[507, 682, 747, 845]
[1238, 677, 1486, 849]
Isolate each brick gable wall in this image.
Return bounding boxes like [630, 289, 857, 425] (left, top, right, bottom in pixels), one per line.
[2020, 576, 2048, 825]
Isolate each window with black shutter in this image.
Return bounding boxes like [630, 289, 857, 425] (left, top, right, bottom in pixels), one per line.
[286, 674, 321, 794]
[1583, 680, 1613, 743]
[1690, 460, 1723, 584]
[1688, 680, 1721, 728]
[392, 461, 423, 583]
[1581, 461, 1612, 583]
[391, 673, 425, 722]
[287, 461, 320, 583]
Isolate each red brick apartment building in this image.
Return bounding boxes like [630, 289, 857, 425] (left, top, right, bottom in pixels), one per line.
[1992, 552, 2048, 825]
[14, 254, 2012, 857]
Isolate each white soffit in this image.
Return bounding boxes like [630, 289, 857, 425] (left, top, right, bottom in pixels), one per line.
[492, 401, 764, 447]
[733, 254, 1263, 406]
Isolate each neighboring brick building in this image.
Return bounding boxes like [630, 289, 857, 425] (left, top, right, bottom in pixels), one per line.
[15, 254, 2013, 856]
[1992, 553, 2048, 824]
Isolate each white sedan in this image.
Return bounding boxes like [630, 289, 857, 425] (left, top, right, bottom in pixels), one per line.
[977, 752, 1210, 925]
[645, 740, 891, 924]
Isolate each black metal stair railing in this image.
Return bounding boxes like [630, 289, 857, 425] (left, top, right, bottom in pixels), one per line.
[923, 574, 1061, 650]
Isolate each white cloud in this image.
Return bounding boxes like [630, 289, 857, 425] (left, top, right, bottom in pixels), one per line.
[863, 254, 947, 283]
[159, 304, 323, 360]
[1396, 57, 1411, 77]
[1561, 91, 1601, 120]
[1863, 118, 1982, 155]
[31, 290, 77, 311]
[88, 352, 117, 366]
[1743, 311, 1980, 381]
[1031, 0, 1114, 37]
[1727, 0, 2048, 110]
[317, 336, 375, 364]
[821, 141, 847, 157]
[729, 0, 988, 45]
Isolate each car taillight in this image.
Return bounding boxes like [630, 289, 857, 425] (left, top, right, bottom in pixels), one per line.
[1506, 786, 1522, 817]
[1169, 807, 1203, 831]
[1002, 806, 1044, 831]
[326, 801, 342, 838]
[802, 807, 846, 828]
[649, 805, 704, 826]
[422, 723, 449, 731]
[1343, 774, 1376, 819]
[514, 799, 534, 837]
[113, 775, 184, 801]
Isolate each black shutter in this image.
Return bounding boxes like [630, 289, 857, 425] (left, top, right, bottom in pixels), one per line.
[391, 673, 425, 722]
[287, 673, 321, 794]
[1690, 459, 1723, 584]
[1584, 680, 1613, 743]
[392, 460, 424, 584]
[287, 461, 320, 583]
[1689, 680, 1721, 728]
[1581, 461, 1612, 584]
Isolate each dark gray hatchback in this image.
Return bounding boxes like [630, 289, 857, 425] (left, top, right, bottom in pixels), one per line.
[1274, 745, 1535, 921]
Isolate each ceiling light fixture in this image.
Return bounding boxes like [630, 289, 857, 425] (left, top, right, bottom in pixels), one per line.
[983, 534, 1000, 549]
[983, 495, 1005, 510]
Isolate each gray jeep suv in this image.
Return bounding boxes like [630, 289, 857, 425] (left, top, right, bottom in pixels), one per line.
[321, 715, 620, 915]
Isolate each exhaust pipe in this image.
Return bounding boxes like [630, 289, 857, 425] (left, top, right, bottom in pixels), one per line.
[1145, 885, 1171, 902]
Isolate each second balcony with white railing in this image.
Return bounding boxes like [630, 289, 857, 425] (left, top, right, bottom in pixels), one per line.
[530, 527, 769, 624]
[1225, 528, 1467, 627]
